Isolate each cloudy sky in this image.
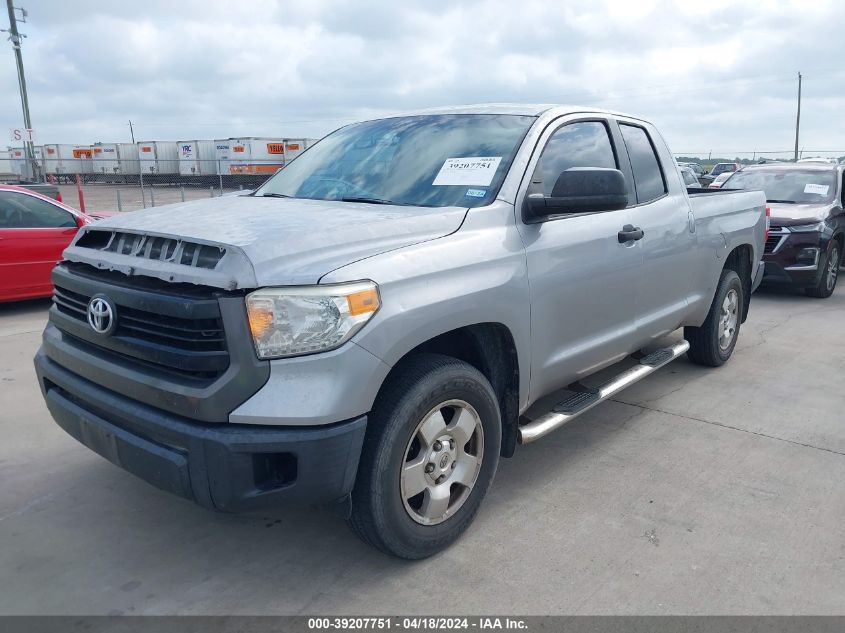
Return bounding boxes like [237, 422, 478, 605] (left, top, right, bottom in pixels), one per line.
[2, 0, 843, 159]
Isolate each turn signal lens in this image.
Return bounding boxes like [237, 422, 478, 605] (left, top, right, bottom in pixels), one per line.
[347, 288, 380, 316]
[246, 298, 274, 339]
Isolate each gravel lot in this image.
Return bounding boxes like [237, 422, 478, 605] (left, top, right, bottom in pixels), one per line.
[0, 286, 843, 615]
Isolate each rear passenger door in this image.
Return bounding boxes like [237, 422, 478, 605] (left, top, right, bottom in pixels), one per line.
[614, 120, 696, 340]
[517, 118, 643, 401]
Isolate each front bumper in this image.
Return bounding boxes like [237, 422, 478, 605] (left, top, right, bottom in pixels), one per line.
[761, 261, 821, 287]
[35, 350, 367, 512]
[762, 228, 827, 288]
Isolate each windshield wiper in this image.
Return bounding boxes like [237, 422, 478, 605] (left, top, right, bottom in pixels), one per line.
[341, 196, 409, 206]
[259, 192, 292, 198]
[766, 199, 797, 204]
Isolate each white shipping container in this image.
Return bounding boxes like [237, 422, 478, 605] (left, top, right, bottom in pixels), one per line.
[8, 147, 25, 177]
[214, 139, 234, 175]
[138, 141, 179, 174]
[43, 144, 75, 174]
[0, 150, 14, 177]
[91, 143, 140, 175]
[281, 138, 318, 162]
[228, 137, 286, 175]
[177, 140, 217, 176]
[91, 143, 120, 174]
[73, 146, 94, 174]
[8, 146, 40, 178]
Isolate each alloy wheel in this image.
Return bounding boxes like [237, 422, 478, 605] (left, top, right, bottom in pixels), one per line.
[400, 400, 484, 526]
[718, 288, 739, 350]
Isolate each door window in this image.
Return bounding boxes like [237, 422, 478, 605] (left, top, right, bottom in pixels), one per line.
[619, 124, 667, 204]
[0, 191, 76, 228]
[532, 121, 617, 196]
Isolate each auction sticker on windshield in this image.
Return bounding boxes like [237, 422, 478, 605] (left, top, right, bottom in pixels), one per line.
[433, 157, 502, 186]
[804, 183, 829, 195]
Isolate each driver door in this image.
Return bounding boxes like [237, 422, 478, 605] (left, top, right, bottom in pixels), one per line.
[516, 118, 643, 401]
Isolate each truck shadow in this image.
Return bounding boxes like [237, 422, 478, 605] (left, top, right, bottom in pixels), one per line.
[0, 297, 52, 316]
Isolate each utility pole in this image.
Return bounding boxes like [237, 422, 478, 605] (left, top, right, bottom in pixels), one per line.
[4, 0, 36, 179]
[131, 120, 146, 208]
[793, 71, 802, 163]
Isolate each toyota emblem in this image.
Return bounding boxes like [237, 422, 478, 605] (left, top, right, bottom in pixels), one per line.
[87, 295, 117, 335]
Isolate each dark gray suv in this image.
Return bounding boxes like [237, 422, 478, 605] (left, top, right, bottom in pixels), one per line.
[724, 162, 845, 297]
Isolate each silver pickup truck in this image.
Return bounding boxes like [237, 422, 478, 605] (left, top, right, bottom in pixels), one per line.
[34, 104, 766, 558]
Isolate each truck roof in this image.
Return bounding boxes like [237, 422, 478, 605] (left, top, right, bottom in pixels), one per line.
[385, 102, 641, 120]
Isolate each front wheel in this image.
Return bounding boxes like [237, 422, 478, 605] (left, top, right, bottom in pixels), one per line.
[348, 353, 501, 559]
[685, 269, 743, 367]
[805, 241, 840, 298]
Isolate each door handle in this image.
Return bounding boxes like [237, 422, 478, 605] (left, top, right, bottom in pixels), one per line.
[618, 224, 645, 243]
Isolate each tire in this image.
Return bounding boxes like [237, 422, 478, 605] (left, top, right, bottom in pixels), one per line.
[805, 240, 840, 298]
[685, 269, 743, 367]
[348, 353, 501, 559]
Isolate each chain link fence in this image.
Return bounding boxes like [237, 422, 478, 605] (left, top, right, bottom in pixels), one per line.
[34, 158, 282, 214]
[2, 140, 315, 213]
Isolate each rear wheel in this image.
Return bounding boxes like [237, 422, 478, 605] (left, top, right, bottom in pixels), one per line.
[685, 269, 743, 367]
[805, 241, 840, 298]
[348, 354, 501, 559]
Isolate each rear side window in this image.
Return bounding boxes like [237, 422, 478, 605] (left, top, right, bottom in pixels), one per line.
[533, 121, 617, 196]
[620, 124, 667, 204]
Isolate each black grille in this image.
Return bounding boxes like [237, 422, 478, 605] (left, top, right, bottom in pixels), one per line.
[54, 286, 226, 353]
[76, 230, 225, 270]
[51, 264, 229, 381]
[764, 234, 783, 254]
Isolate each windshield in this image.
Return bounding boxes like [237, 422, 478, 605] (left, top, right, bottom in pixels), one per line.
[254, 114, 535, 208]
[724, 169, 836, 203]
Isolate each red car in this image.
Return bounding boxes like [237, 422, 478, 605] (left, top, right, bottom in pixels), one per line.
[0, 185, 113, 302]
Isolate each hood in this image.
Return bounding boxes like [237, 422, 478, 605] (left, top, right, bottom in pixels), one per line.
[70, 195, 468, 287]
[767, 201, 832, 225]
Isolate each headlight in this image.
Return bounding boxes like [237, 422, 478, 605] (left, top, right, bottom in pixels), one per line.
[790, 222, 825, 232]
[245, 281, 380, 359]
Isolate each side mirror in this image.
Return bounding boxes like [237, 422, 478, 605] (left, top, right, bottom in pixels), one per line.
[525, 167, 628, 222]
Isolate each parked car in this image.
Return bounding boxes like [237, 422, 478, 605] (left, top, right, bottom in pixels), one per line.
[679, 162, 705, 178]
[0, 185, 111, 302]
[700, 162, 741, 187]
[679, 165, 701, 188]
[34, 105, 766, 559]
[722, 162, 844, 297]
[708, 172, 735, 189]
[711, 162, 741, 176]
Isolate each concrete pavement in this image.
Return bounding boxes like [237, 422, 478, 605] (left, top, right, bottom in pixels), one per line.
[0, 288, 843, 615]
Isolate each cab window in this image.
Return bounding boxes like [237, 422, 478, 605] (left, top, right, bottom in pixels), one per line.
[619, 124, 667, 204]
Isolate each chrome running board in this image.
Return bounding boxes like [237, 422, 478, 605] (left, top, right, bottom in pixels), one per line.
[518, 340, 690, 444]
